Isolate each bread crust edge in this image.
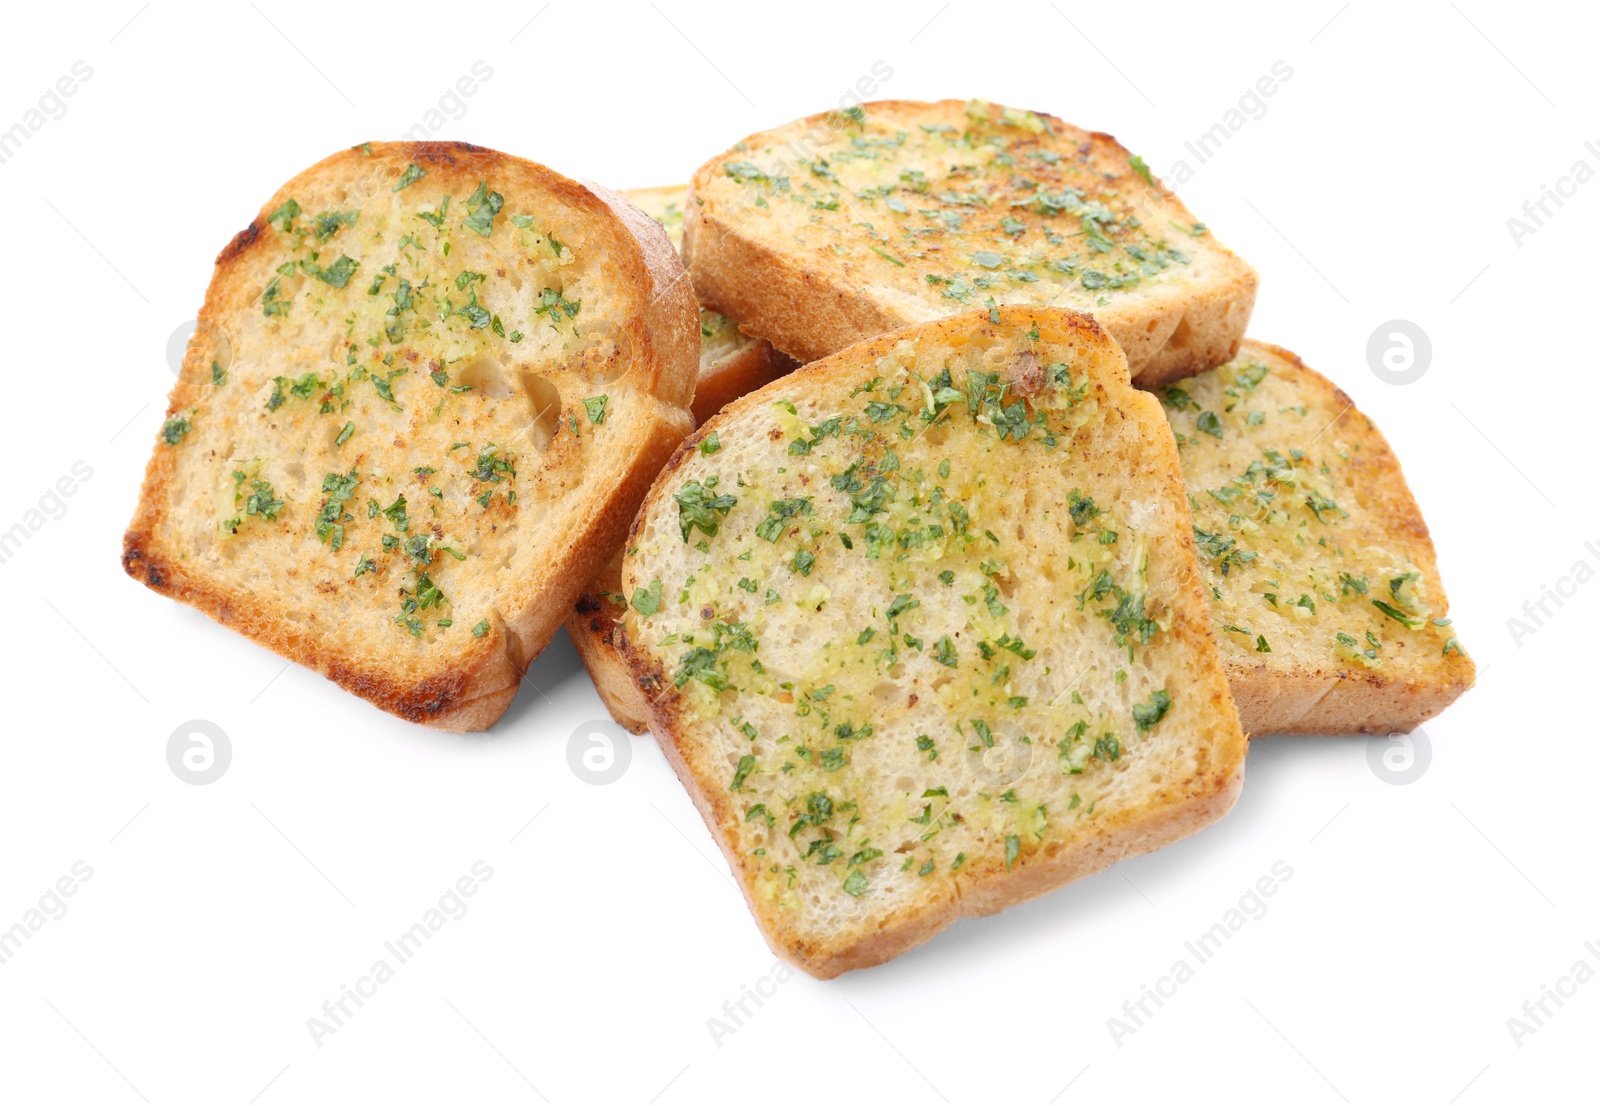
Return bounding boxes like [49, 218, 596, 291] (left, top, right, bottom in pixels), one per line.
[1209, 339, 1475, 735]
[682, 99, 1257, 384]
[123, 142, 699, 732]
[617, 306, 1247, 976]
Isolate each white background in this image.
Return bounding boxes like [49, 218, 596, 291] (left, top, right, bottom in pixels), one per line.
[2, 2, 1594, 1103]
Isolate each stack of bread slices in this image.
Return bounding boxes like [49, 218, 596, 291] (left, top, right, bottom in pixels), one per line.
[127, 101, 1473, 977]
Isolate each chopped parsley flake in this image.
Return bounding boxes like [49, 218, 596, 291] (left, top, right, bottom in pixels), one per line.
[675, 480, 737, 542]
[393, 163, 425, 191]
[631, 579, 662, 616]
[461, 180, 504, 236]
[1131, 689, 1172, 732]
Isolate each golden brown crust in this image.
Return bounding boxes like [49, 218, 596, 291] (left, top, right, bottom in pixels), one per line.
[565, 549, 653, 735]
[1226, 663, 1471, 735]
[123, 142, 698, 731]
[690, 337, 798, 424]
[619, 307, 1247, 977]
[1235, 341, 1473, 735]
[1095, 264, 1258, 388]
[563, 184, 799, 733]
[588, 179, 702, 413]
[683, 206, 909, 366]
[613, 181, 799, 424]
[683, 99, 1257, 384]
[564, 333, 797, 735]
[1160, 339, 1474, 736]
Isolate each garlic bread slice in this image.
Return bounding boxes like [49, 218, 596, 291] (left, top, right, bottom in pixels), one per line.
[565, 184, 796, 733]
[1161, 341, 1474, 734]
[621, 306, 1245, 976]
[123, 142, 698, 731]
[684, 99, 1257, 387]
[610, 184, 797, 423]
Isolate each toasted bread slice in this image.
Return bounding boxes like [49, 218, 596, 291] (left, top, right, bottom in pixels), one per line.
[568, 548, 653, 733]
[123, 142, 699, 731]
[616, 184, 797, 424]
[683, 99, 1257, 387]
[619, 306, 1246, 976]
[565, 185, 796, 733]
[1159, 341, 1474, 734]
